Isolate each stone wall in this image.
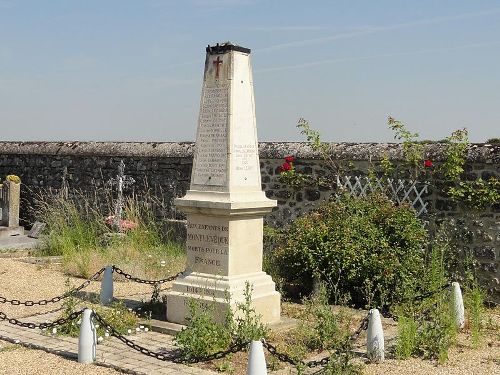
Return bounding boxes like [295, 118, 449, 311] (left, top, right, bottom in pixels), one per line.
[0, 141, 498, 300]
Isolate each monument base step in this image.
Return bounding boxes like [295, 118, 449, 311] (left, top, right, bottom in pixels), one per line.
[165, 271, 281, 325]
[0, 226, 24, 238]
[143, 316, 298, 336]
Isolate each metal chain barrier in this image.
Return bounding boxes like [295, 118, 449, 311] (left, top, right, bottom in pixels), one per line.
[262, 312, 370, 369]
[92, 311, 247, 364]
[0, 309, 84, 329]
[409, 282, 451, 303]
[112, 266, 182, 285]
[379, 282, 452, 322]
[0, 267, 106, 306]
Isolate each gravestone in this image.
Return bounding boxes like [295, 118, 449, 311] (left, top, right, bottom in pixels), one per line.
[28, 221, 46, 239]
[166, 42, 281, 324]
[0, 176, 24, 238]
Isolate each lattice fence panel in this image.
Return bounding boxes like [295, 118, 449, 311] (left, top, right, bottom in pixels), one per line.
[336, 175, 429, 217]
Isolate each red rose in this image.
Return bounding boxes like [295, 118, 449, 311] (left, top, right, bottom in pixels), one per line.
[424, 159, 433, 168]
[284, 155, 295, 163]
[280, 162, 292, 172]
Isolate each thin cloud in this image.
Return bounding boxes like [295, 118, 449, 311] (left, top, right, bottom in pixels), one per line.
[147, 0, 257, 7]
[256, 40, 500, 73]
[257, 8, 500, 52]
[249, 25, 327, 32]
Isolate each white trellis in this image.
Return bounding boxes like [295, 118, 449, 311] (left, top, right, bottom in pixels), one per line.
[336, 175, 429, 217]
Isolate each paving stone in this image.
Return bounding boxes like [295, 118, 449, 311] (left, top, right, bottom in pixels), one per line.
[0, 310, 218, 375]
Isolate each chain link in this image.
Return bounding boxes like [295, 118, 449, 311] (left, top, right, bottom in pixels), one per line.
[262, 312, 370, 369]
[379, 282, 452, 322]
[92, 311, 246, 364]
[0, 309, 84, 329]
[112, 266, 182, 285]
[0, 268, 106, 307]
[349, 314, 369, 341]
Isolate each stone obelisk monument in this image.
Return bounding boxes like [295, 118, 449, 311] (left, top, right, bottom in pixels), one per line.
[166, 43, 280, 324]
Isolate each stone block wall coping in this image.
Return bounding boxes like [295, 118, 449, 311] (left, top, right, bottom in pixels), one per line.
[0, 141, 498, 163]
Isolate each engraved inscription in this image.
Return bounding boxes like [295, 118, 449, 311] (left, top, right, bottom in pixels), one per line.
[192, 85, 229, 186]
[234, 143, 256, 172]
[185, 286, 215, 297]
[186, 218, 229, 274]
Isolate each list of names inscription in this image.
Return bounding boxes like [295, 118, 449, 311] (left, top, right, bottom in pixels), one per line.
[192, 85, 229, 186]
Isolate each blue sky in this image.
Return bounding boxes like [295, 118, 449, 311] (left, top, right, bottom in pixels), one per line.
[0, 0, 499, 142]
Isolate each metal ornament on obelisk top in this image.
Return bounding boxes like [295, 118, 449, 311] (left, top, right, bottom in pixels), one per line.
[166, 42, 281, 325]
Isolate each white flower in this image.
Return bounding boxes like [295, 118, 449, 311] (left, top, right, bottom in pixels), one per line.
[127, 329, 132, 334]
[97, 336, 103, 343]
[95, 324, 99, 329]
[136, 327, 140, 332]
[52, 328, 57, 334]
[144, 328, 149, 332]
[105, 332, 110, 337]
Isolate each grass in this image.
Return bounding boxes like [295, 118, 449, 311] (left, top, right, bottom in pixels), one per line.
[32, 183, 186, 280]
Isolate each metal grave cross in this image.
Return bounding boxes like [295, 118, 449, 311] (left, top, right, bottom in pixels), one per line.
[107, 160, 135, 231]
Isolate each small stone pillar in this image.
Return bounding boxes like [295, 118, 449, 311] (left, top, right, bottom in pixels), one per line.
[1, 176, 21, 228]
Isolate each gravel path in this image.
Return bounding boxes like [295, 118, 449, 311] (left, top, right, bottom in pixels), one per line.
[0, 340, 122, 375]
[0, 257, 170, 374]
[0, 258, 164, 318]
[363, 335, 500, 375]
[0, 257, 499, 374]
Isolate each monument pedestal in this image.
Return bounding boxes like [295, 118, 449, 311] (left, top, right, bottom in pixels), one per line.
[167, 197, 280, 324]
[165, 43, 280, 325]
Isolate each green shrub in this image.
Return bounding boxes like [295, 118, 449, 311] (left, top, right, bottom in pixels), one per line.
[465, 284, 484, 348]
[271, 193, 427, 307]
[56, 280, 138, 338]
[297, 284, 351, 351]
[233, 283, 268, 344]
[395, 316, 418, 359]
[174, 299, 233, 360]
[275, 284, 361, 374]
[175, 282, 268, 360]
[418, 298, 457, 363]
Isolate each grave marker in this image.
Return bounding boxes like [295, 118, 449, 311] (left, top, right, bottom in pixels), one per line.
[166, 42, 281, 324]
[28, 221, 46, 239]
[0, 175, 24, 238]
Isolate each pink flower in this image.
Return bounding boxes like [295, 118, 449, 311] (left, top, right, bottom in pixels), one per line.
[121, 220, 138, 230]
[105, 216, 138, 231]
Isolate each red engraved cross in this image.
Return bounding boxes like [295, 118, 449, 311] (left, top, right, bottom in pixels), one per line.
[213, 56, 223, 79]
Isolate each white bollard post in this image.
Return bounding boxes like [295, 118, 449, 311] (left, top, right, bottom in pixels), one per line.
[366, 308, 384, 362]
[100, 266, 114, 305]
[451, 282, 465, 329]
[247, 340, 267, 375]
[78, 308, 97, 364]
